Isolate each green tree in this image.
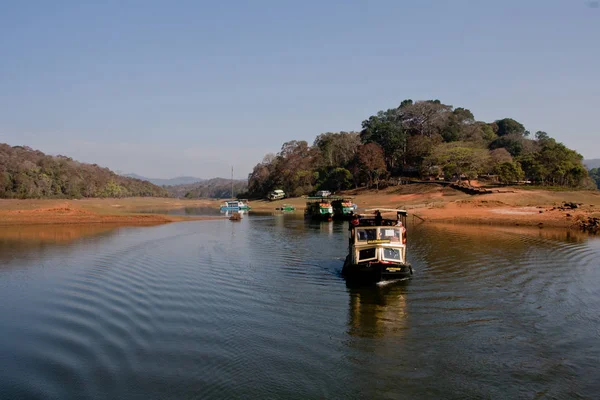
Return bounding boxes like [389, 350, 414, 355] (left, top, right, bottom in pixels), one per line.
[494, 162, 525, 184]
[425, 142, 490, 183]
[320, 168, 353, 192]
[495, 118, 526, 137]
[489, 134, 524, 157]
[360, 109, 406, 171]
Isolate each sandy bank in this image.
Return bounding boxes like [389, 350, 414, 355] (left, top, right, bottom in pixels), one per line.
[2, 186, 599, 229]
[0, 198, 222, 226]
[251, 185, 600, 229]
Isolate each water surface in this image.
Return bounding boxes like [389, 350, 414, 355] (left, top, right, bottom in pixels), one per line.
[1, 217, 599, 399]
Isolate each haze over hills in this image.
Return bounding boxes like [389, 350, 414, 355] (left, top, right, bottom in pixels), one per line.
[584, 160, 600, 170]
[119, 173, 205, 187]
[167, 178, 248, 199]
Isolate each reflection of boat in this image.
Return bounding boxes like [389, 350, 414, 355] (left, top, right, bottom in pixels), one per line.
[275, 204, 296, 212]
[229, 211, 242, 221]
[347, 284, 408, 338]
[342, 209, 412, 283]
[220, 200, 251, 212]
[331, 197, 357, 220]
[304, 197, 333, 220]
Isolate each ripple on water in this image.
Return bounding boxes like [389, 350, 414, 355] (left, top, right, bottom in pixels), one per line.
[1, 219, 600, 399]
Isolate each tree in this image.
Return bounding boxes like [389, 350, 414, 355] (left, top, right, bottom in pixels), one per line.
[495, 118, 526, 137]
[535, 131, 550, 142]
[0, 144, 169, 199]
[494, 162, 525, 184]
[313, 131, 361, 168]
[352, 143, 387, 189]
[320, 168, 353, 192]
[589, 168, 600, 189]
[360, 109, 406, 171]
[489, 148, 513, 165]
[489, 134, 524, 157]
[424, 142, 490, 183]
[400, 100, 453, 138]
[518, 137, 587, 186]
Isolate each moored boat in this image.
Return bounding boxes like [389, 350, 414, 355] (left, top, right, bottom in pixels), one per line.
[275, 204, 296, 212]
[220, 199, 251, 212]
[331, 197, 356, 220]
[304, 197, 333, 220]
[342, 209, 412, 283]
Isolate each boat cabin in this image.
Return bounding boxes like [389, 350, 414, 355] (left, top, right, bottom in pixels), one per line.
[343, 209, 411, 281]
[220, 199, 251, 211]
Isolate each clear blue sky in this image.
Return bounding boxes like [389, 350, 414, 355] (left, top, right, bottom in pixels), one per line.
[1, 0, 598, 178]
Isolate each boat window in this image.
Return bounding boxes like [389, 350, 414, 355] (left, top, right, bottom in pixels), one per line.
[379, 228, 401, 242]
[383, 248, 401, 261]
[356, 228, 377, 242]
[358, 248, 376, 261]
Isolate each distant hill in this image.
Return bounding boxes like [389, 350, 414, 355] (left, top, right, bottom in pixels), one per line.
[121, 173, 205, 186]
[0, 144, 169, 198]
[584, 159, 600, 170]
[167, 178, 248, 199]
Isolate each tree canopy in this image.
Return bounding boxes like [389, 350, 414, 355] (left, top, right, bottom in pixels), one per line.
[247, 99, 591, 198]
[0, 144, 169, 199]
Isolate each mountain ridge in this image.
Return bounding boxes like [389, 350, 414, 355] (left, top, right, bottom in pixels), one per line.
[120, 173, 205, 187]
[584, 159, 600, 170]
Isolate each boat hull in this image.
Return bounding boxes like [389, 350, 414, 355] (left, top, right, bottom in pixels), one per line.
[305, 212, 332, 220]
[220, 206, 250, 212]
[342, 255, 412, 283]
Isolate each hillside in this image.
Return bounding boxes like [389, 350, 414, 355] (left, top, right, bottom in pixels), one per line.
[121, 173, 205, 186]
[584, 159, 600, 170]
[0, 144, 169, 198]
[167, 178, 247, 198]
[248, 99, 591, 198]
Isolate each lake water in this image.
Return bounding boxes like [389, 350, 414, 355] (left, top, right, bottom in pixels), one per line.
[1, 216, 599, 399]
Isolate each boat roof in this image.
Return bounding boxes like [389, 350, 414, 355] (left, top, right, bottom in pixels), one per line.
[363, 208, 407, 215]
[305, 196, 352, 201]
[350, 208, 408, 225]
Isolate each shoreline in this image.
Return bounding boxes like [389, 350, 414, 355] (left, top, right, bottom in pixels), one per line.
[1, 186, 599, 229]
[250, 185, 600, 229]
[0, 198, 222, 226]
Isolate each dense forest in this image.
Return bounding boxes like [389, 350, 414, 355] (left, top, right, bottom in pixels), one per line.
[167, 178, 247, 199]
[0, 144, 169, 198]
[590, 169, 600, 189]
[247, 99, 592, 198]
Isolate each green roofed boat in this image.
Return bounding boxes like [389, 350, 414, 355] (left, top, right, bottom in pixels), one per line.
[275, 204, 296, 212]
[331, 198, 357, 220]
[304, 197, 333, 220]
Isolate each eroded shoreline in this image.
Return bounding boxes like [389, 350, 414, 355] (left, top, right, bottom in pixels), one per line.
[1, 186, 599, 229]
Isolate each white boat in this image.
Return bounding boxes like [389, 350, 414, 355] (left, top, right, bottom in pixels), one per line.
[342, 209, 412, 283]
[220, 200, 251, 212]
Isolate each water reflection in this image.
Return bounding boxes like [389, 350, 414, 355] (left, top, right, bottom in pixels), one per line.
[347, 282, 409, 338]
[141, 207, 221, 216]
[0, 224, 124, 267]
[1, 218, 599, 399]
